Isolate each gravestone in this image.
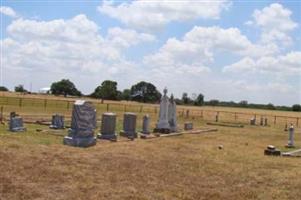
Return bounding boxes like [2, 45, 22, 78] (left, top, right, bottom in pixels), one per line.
[49, 114, 64, 129]
[264, 118, 268, 126]
[154, 88, 170, 133]
[168, 94, 177, 132]
[286, 124, 295, 148]
[264, 145, 281, 156]
[250, 117, 256, 125]
[184, 122, 193, 130]
[120, 112, 137, 139]
[63, 100, 96, 147]
[98, 112, 117, 140]
[260, 117, 264, 126]
[141, 114, 150, 134]
[9, 112, 26, 132]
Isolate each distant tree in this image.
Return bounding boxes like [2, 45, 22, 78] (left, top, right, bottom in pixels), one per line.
[292, 104, 301, 112]
[91, 80, 118, 100]
[182, 93, 190, 104]
[239, 100, 248, 107]
[130, 81, 161, 103]
[0, 86, 9, 91]
[266, 103, 276, 110]
[50, 79, 81, 97]
[207, 99, 219, 106]
[121, 89, 131, 101]
[15, 85, 27, 93]
[195, 93, 204, 106]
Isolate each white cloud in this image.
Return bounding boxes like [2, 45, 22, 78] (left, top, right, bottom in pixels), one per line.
[143, 26, 278, 76]
[98, 0, 231, 31]
[0, 6, 17, 18]
[106, 27, 155, 49]
[223, 51, 301, 75]
[247, 3, 298, 46]
[1, 14, 156, 92]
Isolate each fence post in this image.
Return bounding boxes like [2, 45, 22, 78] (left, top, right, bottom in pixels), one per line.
[19, 98, 22, 107]
[234, 112, 237, 121]
[0, 106, 3, 122]
[140, 105, 143, 113]
[106, 104, 109, 112]
[67, 101, 70, 110]
[274, 116, 276, 125]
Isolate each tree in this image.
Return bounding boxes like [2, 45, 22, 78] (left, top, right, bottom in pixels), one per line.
[239, 100, 248, 107]
[182, 93, 190, 104]
[0, 86, 8, 91]
[130, 81, 161, 103]
[15, 85, 27, 93]
[195, 93, 204, 106]
[207, 99, 219, 106]
[91, 80, 118, 100]
[266, 103, 275, 110]
[121, 89, 131, 101]
[50, 79, 81, 97]
[292, 104, 301, 112]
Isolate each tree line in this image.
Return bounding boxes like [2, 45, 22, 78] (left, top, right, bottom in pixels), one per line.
[0, 79, 300, 112]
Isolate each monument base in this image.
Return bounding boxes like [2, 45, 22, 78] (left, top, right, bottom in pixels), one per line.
[153, 128, 171, 134]
[49, 125, 64, 129]
[63, 136, 96, 147]
[120, 131, 137, 139]
[285, 144, 295, 148]
[264, 149, 281, 156]
[9, 127, 27, 132]
[97, 133, 117, 141]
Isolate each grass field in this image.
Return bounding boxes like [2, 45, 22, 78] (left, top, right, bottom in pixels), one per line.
[1, 92, 301, 199]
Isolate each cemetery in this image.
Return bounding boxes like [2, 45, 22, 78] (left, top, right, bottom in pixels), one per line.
[0, 89, 301, 199]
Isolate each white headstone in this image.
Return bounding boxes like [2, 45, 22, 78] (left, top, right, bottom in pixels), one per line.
[155, 88, 170, 130]
[168, 94, 177, 132]
[287, 124, 295, 147]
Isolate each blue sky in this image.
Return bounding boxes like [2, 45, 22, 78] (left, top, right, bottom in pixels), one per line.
[1, 0, 300, 106]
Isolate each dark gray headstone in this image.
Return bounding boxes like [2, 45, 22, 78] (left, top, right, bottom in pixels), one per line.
[264, 118, 268, 126]
[184, 122, 193, 130]
[63, 100, 96, 147]
[98, 112, 117, 140]
[260, 117, 264, 126]
[50, 114, 64, 129]
[250, 117, 256, 125]
[9, 116, 26, 132]
[120, 112, 137, 139]
[142, 114, 150, 134]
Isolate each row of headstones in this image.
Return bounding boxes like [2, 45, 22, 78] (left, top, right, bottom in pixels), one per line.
[250, 117, 268, 126]
[63, 100, 160, 147]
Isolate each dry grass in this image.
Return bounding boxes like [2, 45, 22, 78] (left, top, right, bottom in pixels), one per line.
[1, 120, 301, 200]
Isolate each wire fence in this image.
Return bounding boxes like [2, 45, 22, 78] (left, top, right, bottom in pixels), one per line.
[0, 96, 300, 127]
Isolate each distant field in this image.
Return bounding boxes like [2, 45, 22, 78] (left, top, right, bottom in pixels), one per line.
[0, 92, 300, 128]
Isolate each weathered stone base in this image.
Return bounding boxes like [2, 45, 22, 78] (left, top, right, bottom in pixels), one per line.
[264, 149, 281, 156]
[9, 127, 27, 132]
[49, 125, 64, 129]
[285, 144, 295, 148]
[153, 128, 170, 134]
[63, 136, 96, 147]
[97, 133, 117, 141]
[120, 131, 137, 139]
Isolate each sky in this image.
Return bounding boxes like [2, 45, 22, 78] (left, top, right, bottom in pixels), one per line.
[0, 0, 300, 106]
